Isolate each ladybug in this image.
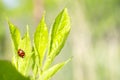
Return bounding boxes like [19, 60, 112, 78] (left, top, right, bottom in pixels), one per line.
[18, 49, 25, 58]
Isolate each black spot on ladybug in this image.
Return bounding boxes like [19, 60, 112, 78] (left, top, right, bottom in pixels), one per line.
[18, 49, 25, 58]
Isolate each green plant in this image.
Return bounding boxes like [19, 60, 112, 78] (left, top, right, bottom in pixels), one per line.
[8, 8, 71, 80]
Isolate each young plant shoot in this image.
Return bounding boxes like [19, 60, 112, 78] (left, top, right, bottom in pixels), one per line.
[8, 8, 71, 80]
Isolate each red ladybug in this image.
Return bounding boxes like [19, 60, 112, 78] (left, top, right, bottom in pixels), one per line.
[18, 49, 25, 58]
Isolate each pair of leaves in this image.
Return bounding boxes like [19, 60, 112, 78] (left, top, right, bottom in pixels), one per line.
[9, 22, 32, 76]
[35, 8, 71, 80]
[9, 8, 71, 80]
[43, 8, 71, 71]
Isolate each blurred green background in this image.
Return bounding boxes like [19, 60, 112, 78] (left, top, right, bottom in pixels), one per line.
[0, 0, 120, 80]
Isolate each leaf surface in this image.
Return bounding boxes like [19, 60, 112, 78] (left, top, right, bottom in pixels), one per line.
[34, 14, 48, 66]
[8, 22, 21, 68]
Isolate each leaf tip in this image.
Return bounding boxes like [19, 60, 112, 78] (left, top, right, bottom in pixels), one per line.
[63, 8, 68, 12]
[41, 11, 46, 22]
[26, 24, 29, 31]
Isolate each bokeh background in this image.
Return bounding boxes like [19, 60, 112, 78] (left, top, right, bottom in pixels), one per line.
[0, 0, 120, 80]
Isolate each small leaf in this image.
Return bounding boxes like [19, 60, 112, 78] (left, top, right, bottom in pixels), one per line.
[17, 26, 32, 76]
[34, 14, 48, 66]
[18, 25, 32, 56]
[0, 60, 30, 80]
[8, 21, 21, 51]
[42, 59, 71, 80]
[43, 8, 71, 70]
[48, 8, 70, 57]
[8, 21, 21, 68]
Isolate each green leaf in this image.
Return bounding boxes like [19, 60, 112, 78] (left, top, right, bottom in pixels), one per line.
[8, 21, 21, 51]
[49, 8, 70, 57]
[0, 60, 30, 80]
[18, 26, 32, 57]
[42, 59, 71, 80]
[17, 26, 32, 76]
[34, 14, 48, 66]
[43, 8, 71, 70]
[8, 21, 21, 68]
